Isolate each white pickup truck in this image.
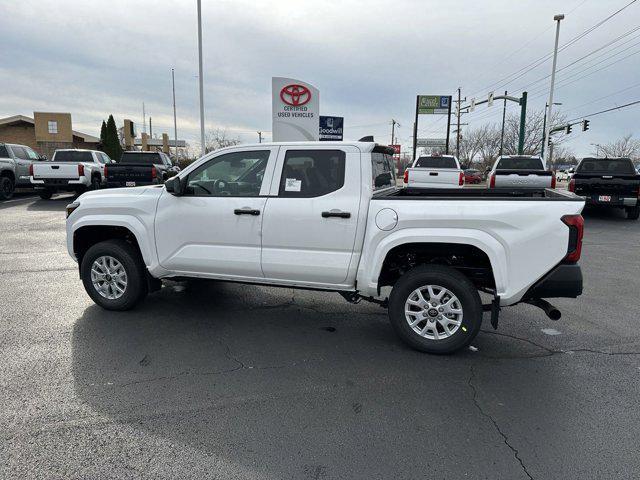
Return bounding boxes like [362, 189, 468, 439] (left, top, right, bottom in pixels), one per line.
[66, 141, 585, 354]
[403, 154, 464, 188]
[31, 149, 113, 199]
[488, 155, 556, 189]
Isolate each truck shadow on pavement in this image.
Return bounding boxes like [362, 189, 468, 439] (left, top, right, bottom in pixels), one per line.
[25, 194, 77, 212]
[70, 280, 567, 478]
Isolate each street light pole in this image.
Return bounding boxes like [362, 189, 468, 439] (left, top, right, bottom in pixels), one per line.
[197, 0, 206, 156]
[543, 13, 564, 168]
[172, 68, 178, 159]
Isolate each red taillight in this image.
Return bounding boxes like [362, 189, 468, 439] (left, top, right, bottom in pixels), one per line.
[104, 165, 108, 177]
[78, 164, 85, 177]
[403, 170, 408, 184]
[151, 165, 157, 180]
[551, 175, 556, 189]
[459, 171, 464, 186]
[568, 179, 575, 192]
[561, 214, 584, 263]
[29, 164, 34, 177]
[489, 173, 496, 188]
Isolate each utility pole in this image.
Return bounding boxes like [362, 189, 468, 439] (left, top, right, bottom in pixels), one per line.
[543, 13, 565, 168]
[172, 68, 178, 159]
[142, 102, 146, 134]
[257, 131, 263, 143]
[499, 90, 507, 156]
[391, 119, 397, 145]
[455, 88, 462, 158]
[149, 117, 152, 137]
[197, 0, 206, 156]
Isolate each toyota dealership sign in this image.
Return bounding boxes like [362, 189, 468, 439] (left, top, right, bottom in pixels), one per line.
[272, 77, 319, 141]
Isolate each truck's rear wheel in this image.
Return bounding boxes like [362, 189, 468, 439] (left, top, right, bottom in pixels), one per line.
[80, 239, 148, 310]
[38, 188, 54, 200]
[0, 176, 14, 200]
[388, 265, 482, 354]
[91, 175, 101, 191]
[626, 206, 639, 220]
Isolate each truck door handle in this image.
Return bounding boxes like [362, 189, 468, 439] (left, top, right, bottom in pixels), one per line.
[322, 211, 351, 219]
[429, 172, 438, 176]
[234, 208, 260, 216]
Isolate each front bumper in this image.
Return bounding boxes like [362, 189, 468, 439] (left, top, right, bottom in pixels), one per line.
[523, 264, 583, 299]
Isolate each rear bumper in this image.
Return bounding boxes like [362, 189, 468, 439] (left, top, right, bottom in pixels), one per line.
[105, 179, 158, 188]
[584, 195, 638, 207]
[523, 264, 583, 299]
[31, 177, 88, 189]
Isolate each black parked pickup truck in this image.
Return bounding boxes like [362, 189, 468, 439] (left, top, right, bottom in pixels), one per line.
[569, 157, 640, 220]
[105, 151, 179, 188]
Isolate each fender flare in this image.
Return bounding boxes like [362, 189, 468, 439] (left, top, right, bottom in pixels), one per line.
[68, 215, 156, 268]
[358, 227, 508, 296]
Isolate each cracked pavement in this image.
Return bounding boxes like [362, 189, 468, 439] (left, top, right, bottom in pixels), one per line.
[1, 193, 640, 479]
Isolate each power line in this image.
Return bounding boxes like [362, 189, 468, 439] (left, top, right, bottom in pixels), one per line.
[468, 0, 638, 96]
[566, 98, 640, 122]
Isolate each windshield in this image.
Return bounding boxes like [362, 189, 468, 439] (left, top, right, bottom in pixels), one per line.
[577, 158, 635, 175]
[53, 151, 93, 162]
[496, 157, 544, 170]
[120, 152, 162, 164]
[414, 156, 457, 168]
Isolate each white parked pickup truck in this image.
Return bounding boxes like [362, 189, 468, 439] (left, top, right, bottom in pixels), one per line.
[66, 141, 585, 354]
[403, 154, 464, 188]
[488, 155, 556, 189]
[31, 149, 113, 199]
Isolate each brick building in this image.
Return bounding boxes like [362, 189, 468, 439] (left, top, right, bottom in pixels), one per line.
[0, 113, 99, 158]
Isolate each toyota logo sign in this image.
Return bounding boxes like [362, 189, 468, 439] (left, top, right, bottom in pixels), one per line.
[280, 84, 311, 106]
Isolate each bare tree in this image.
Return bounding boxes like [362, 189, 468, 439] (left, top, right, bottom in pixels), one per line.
[501, 109, 567, 156]
[204, 128, 240, 153]
[595, 134, 640, 159]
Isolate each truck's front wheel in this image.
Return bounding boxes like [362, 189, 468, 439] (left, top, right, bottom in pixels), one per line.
[0, 176, 14, 200]
[388, 265, 482, 354]
[80, 239, 148, 310]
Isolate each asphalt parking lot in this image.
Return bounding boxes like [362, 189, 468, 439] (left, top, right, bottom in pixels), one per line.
[2, 190, 640, 479]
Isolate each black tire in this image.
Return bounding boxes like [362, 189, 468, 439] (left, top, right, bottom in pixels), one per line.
[80, 239, 148, 310]
[38, 188, 54, 200]
[0, 176, 14, 200]
[91, 175, 101, 191]
[388, 265, 483, 354]
[626, 206, 640, 220]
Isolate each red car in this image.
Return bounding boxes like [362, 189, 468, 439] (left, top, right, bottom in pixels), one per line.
[463, 169, 482, 184]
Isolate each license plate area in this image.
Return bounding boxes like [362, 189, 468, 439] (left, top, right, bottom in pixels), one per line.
[126, 181, 136, 187]
[598, 195, 611, 202]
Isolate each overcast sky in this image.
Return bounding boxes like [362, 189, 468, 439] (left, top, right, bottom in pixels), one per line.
[1, 0, 638, 157]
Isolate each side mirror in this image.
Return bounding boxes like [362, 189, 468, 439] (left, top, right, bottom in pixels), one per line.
[165, 176, 184, 196]
[39, 155, 47, 161]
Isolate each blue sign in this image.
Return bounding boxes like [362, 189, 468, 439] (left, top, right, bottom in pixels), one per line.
[319, 116, 344, 141]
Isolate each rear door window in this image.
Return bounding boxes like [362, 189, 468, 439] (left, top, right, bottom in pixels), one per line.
[496, 157, 544, 170]
[371, 153, 396, 190]
[414, 156, 457, 168]
[11, 146, 29, 160]
[278, 150, 346, 198]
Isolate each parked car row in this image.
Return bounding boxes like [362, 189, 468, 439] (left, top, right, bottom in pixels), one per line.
[0, 143, 179, 200]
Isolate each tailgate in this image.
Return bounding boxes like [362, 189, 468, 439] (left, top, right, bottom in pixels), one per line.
[32, 163, 81, 179]
[106, 164, 154, 184]
[407, 168, 460, 187]
[494, 170, 552, 188]
[573, 175, 639, 197]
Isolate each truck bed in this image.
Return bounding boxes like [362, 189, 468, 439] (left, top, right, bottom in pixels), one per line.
[376, 187, 581, 201]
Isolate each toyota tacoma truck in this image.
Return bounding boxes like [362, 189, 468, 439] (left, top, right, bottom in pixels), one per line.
[403, 154, 464, 188]
[66, 141, 585, 354]
[105, 151, 178, 188]
[569, 157, 640, 219]
[488, 155, 556, 189]
[0, 143, 45, 200]
[30, 149, 113, 199]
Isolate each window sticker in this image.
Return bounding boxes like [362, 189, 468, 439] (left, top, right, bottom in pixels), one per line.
[285, 178, 302, 192]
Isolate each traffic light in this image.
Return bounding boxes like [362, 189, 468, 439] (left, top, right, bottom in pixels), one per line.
[566, 124, 572, 134]
[582, 119, 590, 131]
